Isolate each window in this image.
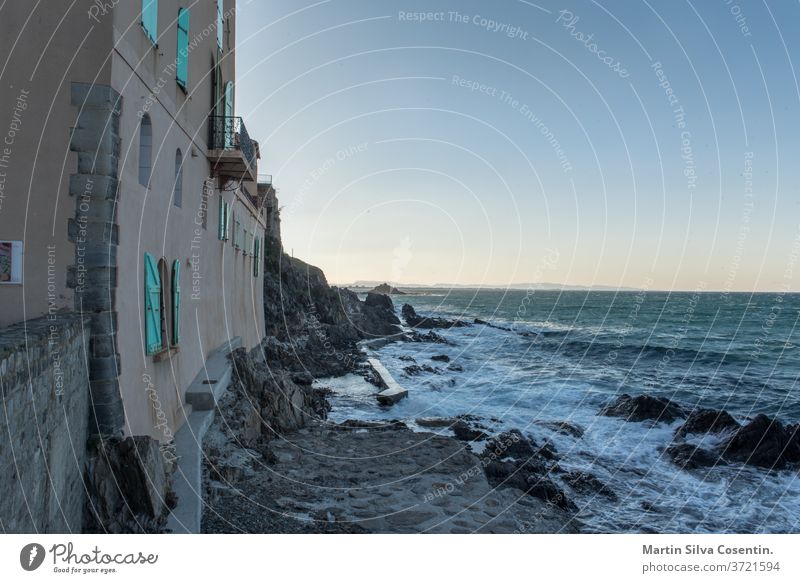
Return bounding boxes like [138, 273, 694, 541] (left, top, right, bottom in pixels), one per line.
[173, 149, 183, 207]
[233, 213, 241, 249]
[142, 0, 158, 45]
[201, 179, 211, 230]
[171, 259, 181, 345]
[157, 258, 172, 350]
[216, 0, 224, 50]
[218, 196, 230, 241]
[176, 8, 189, 90]
[144, 252, 162, 354]
[253, 238, 260, 277]
[138, 114, 152, 187]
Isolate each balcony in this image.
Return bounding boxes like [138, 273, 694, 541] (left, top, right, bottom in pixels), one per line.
[208, 116, 258, 182]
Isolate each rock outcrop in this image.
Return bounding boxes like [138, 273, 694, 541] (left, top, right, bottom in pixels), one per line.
[83, 436, 175, 533]
[718, 414, 800, 469]
[480, 430, 575, 511]
[599, 393, 685, 423]
[401, 304, 470, 329]
[370, 283, 406, 295]
[674, 408, 740, 439]
[230, 347, 330, 436]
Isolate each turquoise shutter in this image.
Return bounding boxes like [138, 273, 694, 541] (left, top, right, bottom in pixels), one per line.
[217, 0, 224, 49]
[142, 0, 158, 45]
[172, 259, 181, 345]
[176, 8, 190, 89]
[144, 253, 162, 354]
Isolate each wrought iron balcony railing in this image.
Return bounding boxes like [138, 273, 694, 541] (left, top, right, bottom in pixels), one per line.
[208, 115, 257, 174]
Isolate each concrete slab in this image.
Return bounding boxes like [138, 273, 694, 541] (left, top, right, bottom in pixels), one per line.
[368, 357, 408, 406]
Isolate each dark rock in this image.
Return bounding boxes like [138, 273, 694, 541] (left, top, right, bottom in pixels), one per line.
[230, 347, 329, 437]
[536, 420, 585, 439]
[483, 429, 536, 461]
[664, 443, 721, 470]
[447, 363, 464, 372]
[718, 414, 800, 469]
[403, 364, 439, 376]
[562, 472, 617, 500]
[83, 436, 174, 533]
[364, 292, 394, 311]
[452, 420, 488, 441]
[675, 408, 740, 439]
[599, 393, 685, 423]
[369, 283, 406, 295]
[474, 318, 512, 332]
[402, 304, 470, 329]
[403, 330, 450, 344]
[431, 354, 451, 363]
[398, 355, 416, 362]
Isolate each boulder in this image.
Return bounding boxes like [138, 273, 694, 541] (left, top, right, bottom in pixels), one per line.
[562, 472, 617, 501]
[675, 408, 740, 439]
[83, 436, 174, 533]
[599, 394, 685, 423]
[402, 304, 470, 329]
[416, 417, 456, 428]
[452, 420, 488, 441]
[718, 414, 800, 469]
[364, 292, 394, 311]
[431, 354, 451, 363]
[536, 420, 585, 439]
[369, 283, 406, 295]
[664, 443, 721, 470]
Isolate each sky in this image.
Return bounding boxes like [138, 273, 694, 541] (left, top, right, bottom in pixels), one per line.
[235, 0, 800, 291]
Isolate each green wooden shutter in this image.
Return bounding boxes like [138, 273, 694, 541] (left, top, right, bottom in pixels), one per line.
[176, 8, 189, 89]
[144, 252, 162, 354]
[142, 0, 158, 45]
[172, 259, 181, 345]
[216, 0, 224, 49]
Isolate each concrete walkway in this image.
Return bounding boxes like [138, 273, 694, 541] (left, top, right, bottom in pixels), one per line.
[167, 337, 241, 533]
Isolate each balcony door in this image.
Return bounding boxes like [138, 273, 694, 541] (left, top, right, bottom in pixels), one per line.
[224, 81, 234, 148]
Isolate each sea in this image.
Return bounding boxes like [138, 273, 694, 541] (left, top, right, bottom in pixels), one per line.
[324, 289, 800, 533]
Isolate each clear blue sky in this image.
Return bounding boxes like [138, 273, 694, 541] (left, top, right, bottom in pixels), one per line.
[236, 0, 800, 291]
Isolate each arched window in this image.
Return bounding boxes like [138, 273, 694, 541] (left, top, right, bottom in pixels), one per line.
[173, 149, 183, 207]
[138, 114, 153, 187]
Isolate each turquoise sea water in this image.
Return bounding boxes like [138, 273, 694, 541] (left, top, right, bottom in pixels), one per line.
[328, 290, 800, 533]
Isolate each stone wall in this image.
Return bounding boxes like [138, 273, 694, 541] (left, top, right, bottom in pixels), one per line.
[0, 314, 90, 533]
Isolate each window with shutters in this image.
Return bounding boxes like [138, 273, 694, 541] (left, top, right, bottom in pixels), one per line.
[142, 0, 158, 45]
[138, 114, 152, 188]
[173, 149, 183, 207]
[176, 8, 189, 90]
[144, 253, 162, 354]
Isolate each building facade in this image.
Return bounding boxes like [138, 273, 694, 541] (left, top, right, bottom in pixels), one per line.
[0, 0, 267, 443]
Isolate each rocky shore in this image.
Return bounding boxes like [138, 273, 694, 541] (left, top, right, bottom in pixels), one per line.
[200, 252, 580, 533]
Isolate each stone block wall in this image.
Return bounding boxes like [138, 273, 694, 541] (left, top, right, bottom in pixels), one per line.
[0, 314, 90, 533]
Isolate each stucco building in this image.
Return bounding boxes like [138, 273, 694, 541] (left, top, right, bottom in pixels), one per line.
[0, 0, 267, 446]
